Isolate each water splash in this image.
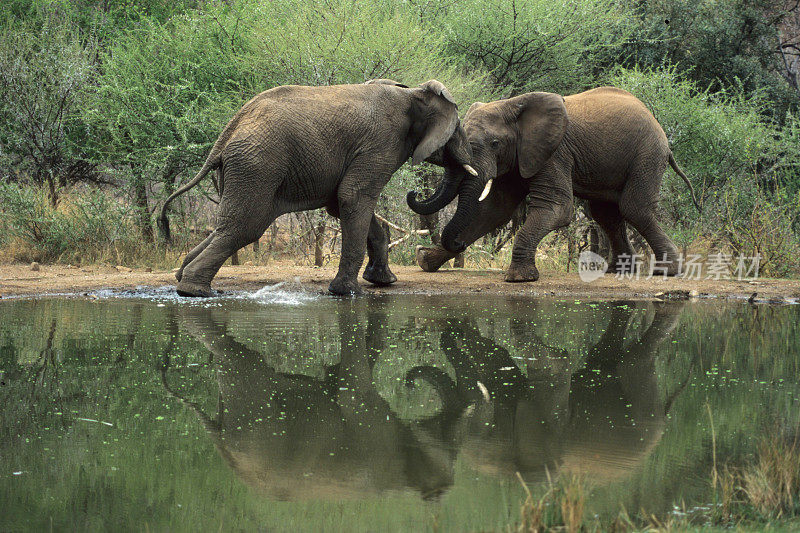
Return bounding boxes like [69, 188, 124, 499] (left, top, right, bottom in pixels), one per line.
[248, 278, 318, 305]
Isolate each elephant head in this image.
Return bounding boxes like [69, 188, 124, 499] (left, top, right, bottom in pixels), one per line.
[406, 92, 567, 253]
[366, 78, 474, 177]
[160, 301, 478, 501]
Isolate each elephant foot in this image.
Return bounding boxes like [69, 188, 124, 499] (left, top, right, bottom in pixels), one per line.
[175, 280, 214, 297]
[363, 263, 397, 286]
[329, 276, 364, 296]
[416, 246, 450, 273]
[505, 262, 539, 282]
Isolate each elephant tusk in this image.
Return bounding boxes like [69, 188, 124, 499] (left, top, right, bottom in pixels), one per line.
[478, 179, 494, 202]
[463, 164, 478, 177]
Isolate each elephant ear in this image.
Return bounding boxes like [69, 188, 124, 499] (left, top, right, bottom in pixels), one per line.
[464, 101, 485, 120]
[411, 80, 460, 166]
[365, 78, 409, 88]
[512, 92, 568, 179]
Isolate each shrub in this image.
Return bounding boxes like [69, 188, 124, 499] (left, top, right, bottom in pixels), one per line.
[0, 182, 140, 263]
[0, 12, 95, 205]
[434, 0, 636, 94]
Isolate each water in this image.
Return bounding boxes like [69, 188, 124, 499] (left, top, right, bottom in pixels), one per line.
[1, 290, 799, 531]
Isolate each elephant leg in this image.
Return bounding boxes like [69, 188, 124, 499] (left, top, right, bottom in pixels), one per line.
[176, 230, 259, 297]
[326, 201, 396, 288]
[619, 166, 680, 276]
[362, 214, 397, 286]
[329, 169, 389, 295]
[176, 232, 215, 282]
[587, 200, 634, 274]
[416, 178, 525, 272]
[506, 180, 573, 282]
[177, 161, 278, 296]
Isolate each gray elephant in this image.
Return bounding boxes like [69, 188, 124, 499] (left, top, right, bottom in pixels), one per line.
[406, 301, 689, 482]
[158, 79, 474, 296]
[161, 300, 476, 500]
[407, 87, 699, 281]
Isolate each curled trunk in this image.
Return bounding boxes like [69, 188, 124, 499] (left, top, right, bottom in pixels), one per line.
[407, 166, 464, 215]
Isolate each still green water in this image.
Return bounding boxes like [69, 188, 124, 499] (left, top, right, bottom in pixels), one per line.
[1, 287, 798, 531]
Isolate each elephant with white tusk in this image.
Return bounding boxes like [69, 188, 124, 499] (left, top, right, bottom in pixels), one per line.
[408, 87, 700, 281]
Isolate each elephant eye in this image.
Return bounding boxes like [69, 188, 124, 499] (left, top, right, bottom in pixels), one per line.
[490, 139, 500, 149]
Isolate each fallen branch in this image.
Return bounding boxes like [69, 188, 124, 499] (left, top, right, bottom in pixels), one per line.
[389, 229, 430, 250]
[374, 213, 430, 236]
[374, 213, 409, 233]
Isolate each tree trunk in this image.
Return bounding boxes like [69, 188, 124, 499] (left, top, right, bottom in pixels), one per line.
[565, 226, 576, 272]
[314, 217, 326, 267]
[46, 173, 58, 208]
[133, 179, 154, 242]
[590, 226, 600, 254]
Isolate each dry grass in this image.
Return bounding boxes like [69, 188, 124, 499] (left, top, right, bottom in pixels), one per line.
[510, 429, 800, 532]
[739, 434, 800, 517]
[516, 471, 587, 533]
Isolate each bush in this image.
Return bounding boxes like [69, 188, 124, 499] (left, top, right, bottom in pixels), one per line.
[434, 0, 636, 94]
[0, 11, 95, 205]
[0, 182, 140, 263]
[623, 0, 797, 118]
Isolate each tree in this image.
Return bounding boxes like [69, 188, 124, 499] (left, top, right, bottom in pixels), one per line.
[0, 15, 96, 205]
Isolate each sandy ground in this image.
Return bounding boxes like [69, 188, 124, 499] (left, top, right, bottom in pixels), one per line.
[2, 261, 800, 302]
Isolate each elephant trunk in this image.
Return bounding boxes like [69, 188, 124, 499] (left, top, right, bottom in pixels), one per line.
[440, 174, 484, 254]
[440, 155, 495, 254]
[406, 166, 465, 216]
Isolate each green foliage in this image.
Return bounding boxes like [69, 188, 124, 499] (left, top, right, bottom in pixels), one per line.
[0, 11, 94, 198]
[0, 182, 138, 263]
[625, 0, 797, 117]
[433, 0, 636, 94]
[83, 5, 254, 186]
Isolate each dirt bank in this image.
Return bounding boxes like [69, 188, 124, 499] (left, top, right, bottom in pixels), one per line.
[2, 262, 799, 302]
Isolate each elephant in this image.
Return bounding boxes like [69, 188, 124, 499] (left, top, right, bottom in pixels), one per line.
[157, 79, 475, 296]
[407, 87, 700, 281]
[405, 300, 690, 483]
[160, 299, 477, 501]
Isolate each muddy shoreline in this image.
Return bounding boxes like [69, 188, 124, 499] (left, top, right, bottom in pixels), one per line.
[2, 262, 799, 302]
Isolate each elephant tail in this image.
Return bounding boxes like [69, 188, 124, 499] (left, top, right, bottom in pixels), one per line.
[157, 156, 221, 243]
[669, 152, 701, 212]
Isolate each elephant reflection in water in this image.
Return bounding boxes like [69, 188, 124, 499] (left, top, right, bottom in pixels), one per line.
[161, 301, 475, 501]
[407, 301, 689, 483]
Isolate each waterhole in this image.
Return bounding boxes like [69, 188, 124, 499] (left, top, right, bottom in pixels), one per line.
[1, 292, 798, 531]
